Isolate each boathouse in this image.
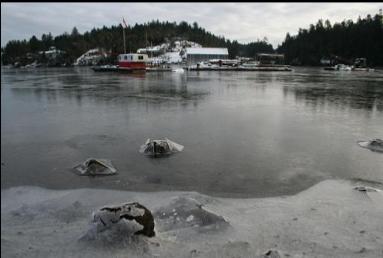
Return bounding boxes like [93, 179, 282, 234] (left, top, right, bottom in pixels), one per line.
[186, 48, 228, 65]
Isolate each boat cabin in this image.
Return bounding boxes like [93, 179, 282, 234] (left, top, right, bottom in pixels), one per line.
[256, 53, 285, 66]
[118, 53, 149, 70]
[354, 58, 367, 68]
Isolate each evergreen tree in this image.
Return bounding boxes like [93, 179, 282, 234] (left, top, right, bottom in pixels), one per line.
[1, 20, 272, 65]
[278, 11, 383, 66]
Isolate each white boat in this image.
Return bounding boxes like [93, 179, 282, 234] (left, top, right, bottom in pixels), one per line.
[352, 58, 374, 72]
[338, 64, 352, 71]
[324, 64, 352, 71]
[172, 68, 185, 73]
[352, 67, 375, 72]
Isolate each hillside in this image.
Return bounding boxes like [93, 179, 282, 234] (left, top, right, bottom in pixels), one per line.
[277, 12, 383, 66]
[1, 20, 274, 66]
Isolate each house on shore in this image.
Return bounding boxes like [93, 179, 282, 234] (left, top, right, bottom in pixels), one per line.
[39, 46, 65, 59]
[186, 48, 228, 65]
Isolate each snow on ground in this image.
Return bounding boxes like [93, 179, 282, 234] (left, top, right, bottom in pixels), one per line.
[2, 180, 383, 258]
[163, 52, 183, 64]
[141, 40, 202, 64]
[74, 48, 108, 66]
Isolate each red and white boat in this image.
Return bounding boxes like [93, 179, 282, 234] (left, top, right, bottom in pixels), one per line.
[118, 53, 149, 71]
[93, 19, 151, 73]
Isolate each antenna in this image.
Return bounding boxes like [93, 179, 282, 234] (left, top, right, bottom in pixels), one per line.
[122, 18, 127, 54]
[123, 28, 126, 54]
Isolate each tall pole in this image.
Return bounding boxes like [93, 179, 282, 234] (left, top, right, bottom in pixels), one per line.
[123, 26, 126, 54]
[122, 18, 127, 54]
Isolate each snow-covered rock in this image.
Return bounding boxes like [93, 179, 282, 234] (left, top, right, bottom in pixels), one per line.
[74, 48, 109, 66]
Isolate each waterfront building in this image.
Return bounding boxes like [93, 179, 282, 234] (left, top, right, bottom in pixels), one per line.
[186, 47, 228, 65]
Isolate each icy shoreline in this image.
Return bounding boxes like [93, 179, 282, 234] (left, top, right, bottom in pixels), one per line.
[2, 180, 383, 258]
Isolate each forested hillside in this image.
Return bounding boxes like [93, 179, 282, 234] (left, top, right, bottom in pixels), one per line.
[3, 12, 382, 67]
[1, 20, 273, 65]
[277, 12, 383, 66]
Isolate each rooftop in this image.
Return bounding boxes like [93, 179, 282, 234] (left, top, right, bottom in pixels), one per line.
[257, 53, 284, 58]
[186, 48, 228, 55]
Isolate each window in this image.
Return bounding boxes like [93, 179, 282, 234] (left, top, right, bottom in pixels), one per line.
[138, 55, 144, 60]
[124, 55, 128, 60]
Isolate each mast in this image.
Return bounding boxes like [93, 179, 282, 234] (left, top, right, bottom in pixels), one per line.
[122, 18, 127, 54]
[123, 27, 126, 54]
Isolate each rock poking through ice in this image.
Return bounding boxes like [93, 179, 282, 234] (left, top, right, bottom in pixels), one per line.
[82, 202, 155, 240]
[354, 186, 381, 192]
[357, 139, 383, 153]
[73, 158, 117, 176]
[262, 249, 282, 258]
[353, 185, 383, 206]
[154, 196, 229, 232]
[139, 138, 184, 156]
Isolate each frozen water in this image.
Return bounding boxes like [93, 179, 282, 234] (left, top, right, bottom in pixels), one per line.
[2, 180, 383, 257]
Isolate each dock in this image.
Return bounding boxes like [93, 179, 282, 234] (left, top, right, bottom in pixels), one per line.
[187, 66, 292, 72]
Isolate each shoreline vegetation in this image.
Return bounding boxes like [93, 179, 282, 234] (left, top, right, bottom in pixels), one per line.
[2, 179, 382, 257]
[1, 12, 382, 68]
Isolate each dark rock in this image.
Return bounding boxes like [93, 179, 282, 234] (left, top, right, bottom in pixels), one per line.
[263, 249, 281, 258]
[356, 247, 367, 253]
[93, 202, 155, 237]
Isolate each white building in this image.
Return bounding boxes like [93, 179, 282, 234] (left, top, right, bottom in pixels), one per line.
[186, 48, 228, 65]
[137, 43, 169, 55]
[39, 46, 65, 59]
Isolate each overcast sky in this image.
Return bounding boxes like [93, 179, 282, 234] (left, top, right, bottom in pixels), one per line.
[1, 3, 381, 48]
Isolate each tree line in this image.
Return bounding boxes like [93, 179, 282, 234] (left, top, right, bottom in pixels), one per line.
[2, 12, 381, 67]
[1, 20, 274, 65]
[277, 12, 383, 66]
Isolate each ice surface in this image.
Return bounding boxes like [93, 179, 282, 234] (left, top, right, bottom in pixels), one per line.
[2, 180, 383, 258]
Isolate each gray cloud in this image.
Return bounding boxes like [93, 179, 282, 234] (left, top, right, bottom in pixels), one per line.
[1, 3, 381, 48]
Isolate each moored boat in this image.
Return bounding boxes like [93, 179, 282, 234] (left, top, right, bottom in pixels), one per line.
[324, 64, 352, 71]
[117, 53, 149, 72]
[352, 58, 374, 72]
[92, 54, 150, 72]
